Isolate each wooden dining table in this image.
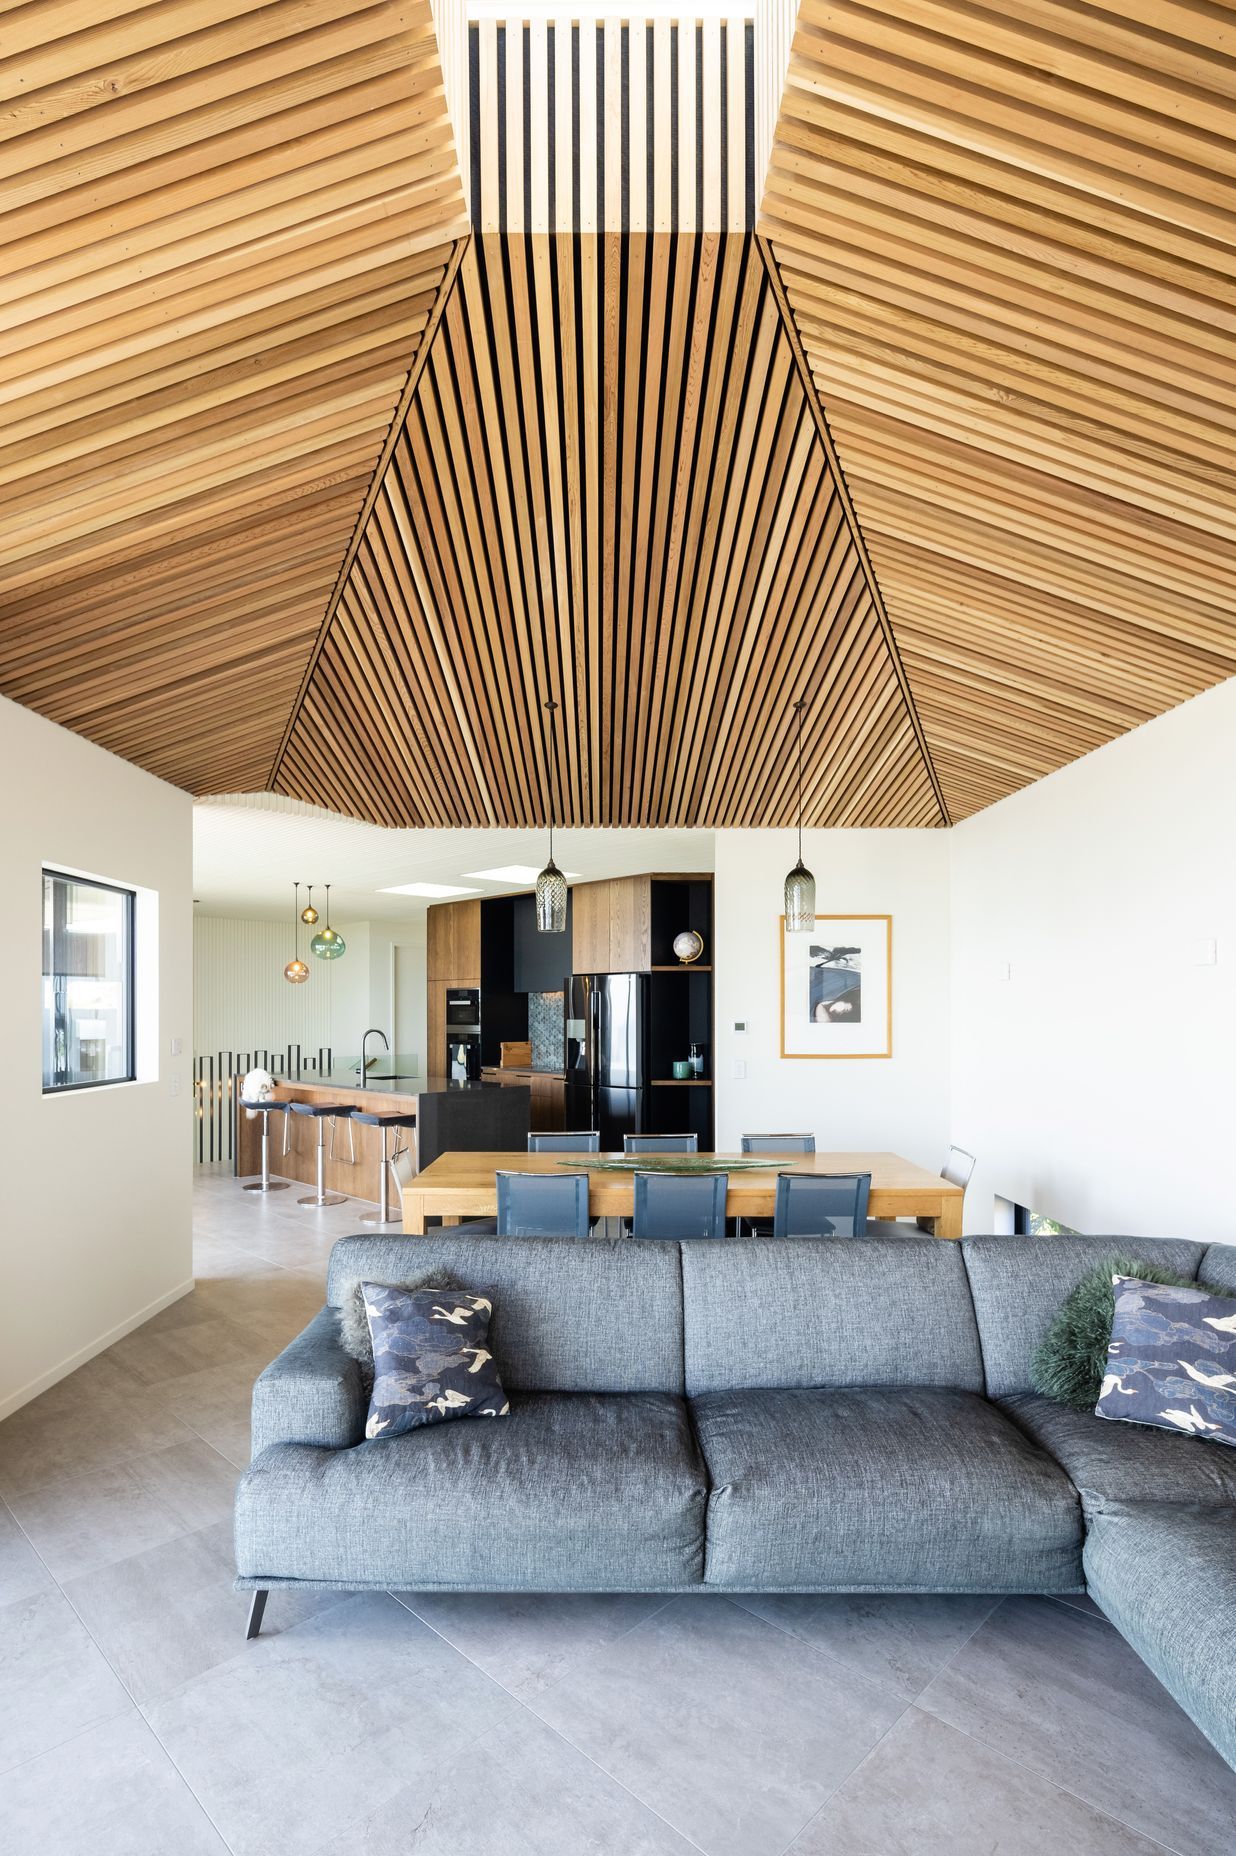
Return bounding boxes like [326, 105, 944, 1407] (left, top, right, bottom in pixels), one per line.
[401, 1150, 965, 1238]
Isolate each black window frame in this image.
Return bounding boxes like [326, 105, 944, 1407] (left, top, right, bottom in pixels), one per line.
[42, 868, 138, 1094]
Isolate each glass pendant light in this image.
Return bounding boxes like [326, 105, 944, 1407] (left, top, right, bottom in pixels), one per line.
[535, 699, 568, 934]
[783, 699, 816, 933]
[300, 885, 319, 926]
[284, 882, 310, 984]
[310, 883, 346, 960]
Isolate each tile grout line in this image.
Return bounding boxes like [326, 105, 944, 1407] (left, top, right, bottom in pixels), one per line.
[388, 1590, 717, 1855]
[909, 1706, 1189, 1856]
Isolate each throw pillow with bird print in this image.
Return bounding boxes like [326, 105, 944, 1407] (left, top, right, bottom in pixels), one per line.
[361, 1282, 509, 1439]
[1095, 1276, 1236, 1447]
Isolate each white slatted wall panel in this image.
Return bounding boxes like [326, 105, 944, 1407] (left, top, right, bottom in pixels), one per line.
[193, 918, 333, 1062]
[753, 0, 797, 212]
[468, 18, 755, 231]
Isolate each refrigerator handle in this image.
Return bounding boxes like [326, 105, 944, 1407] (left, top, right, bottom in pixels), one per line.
[589, 981, 600, 1091]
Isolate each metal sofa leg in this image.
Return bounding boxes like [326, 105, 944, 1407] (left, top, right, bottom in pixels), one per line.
[245, 1590, 269, 1640]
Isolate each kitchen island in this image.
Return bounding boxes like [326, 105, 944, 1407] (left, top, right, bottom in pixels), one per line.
[234, 1075, 521, 1204]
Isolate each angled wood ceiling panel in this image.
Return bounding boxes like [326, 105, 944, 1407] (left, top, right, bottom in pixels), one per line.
[0, 0, 469, 792]
[275, 232, 945, 827]
[760, 0, 1236, 820]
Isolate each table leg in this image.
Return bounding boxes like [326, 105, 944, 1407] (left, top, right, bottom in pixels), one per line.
[926, 1197, 964, 1240]
[403, 1195, 426, 1235]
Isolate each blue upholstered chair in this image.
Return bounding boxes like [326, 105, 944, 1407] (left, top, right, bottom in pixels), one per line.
[632, 1171, 728, 1241]
[623, 1133, 698, 1154]
[527, 1132, 601, 1152]
[495, 1170, 591, 1238]
[773, 1172, 871, 1238]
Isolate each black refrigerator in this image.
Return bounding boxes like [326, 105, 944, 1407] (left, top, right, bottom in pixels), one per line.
[564, 973, 648, 1149]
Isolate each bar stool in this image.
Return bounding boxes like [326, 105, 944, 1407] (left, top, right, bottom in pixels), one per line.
[239, 1099, 291, 1193]
[291, 1101, 357, 1208]
[351, 1111, 417, 1226]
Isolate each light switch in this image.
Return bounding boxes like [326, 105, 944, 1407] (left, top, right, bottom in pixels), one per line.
[1191, 939, 1217, 966]
[995, 962, 1011, 981]
[732, 1059, 747, 1080]
[169, 1073, 181, 1097]
[170, 1036, 183, 1056]
[733, 1020, 748, 1035]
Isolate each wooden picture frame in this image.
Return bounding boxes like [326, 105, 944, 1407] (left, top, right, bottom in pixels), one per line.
[779, 914, 893, 1060]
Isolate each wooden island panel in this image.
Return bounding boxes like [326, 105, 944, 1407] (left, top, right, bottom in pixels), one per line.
[236, 1080, 420, 1204]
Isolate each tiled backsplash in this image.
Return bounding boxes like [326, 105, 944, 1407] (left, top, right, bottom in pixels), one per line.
[529, 990, 564, 1071]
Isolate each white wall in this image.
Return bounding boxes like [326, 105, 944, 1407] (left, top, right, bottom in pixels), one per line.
[950, 678, 1236, 1241]
[0, 694, 194, 1419]
[714, 829, 952, 1166]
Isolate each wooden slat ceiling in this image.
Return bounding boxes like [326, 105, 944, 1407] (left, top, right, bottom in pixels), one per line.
[273, 232, 946, 827]
[0, 0, 469, 794]
[759, 0, 1236, 820]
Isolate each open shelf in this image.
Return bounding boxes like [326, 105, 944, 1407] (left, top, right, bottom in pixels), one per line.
[649, 964, 712, 972]
[650, 1078, 712, 1087]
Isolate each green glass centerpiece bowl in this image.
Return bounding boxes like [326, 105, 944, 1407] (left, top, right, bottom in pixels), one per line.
[559, 1155, 774, 1174]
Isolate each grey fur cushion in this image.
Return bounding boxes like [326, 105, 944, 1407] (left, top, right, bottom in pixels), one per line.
[337, 1271, 460, 1374]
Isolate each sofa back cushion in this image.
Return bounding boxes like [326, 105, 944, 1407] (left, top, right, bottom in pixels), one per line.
[679, 1236, 984, 1397]
[963, 1235, 1207, 1398]
[326, 1234, 684, 1394]
[1200, 1242, 1236, 1293]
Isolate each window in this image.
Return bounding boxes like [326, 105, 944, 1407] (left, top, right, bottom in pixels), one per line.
[42, 870, 135, 1091]
[1013, 1204, 1080, 1237]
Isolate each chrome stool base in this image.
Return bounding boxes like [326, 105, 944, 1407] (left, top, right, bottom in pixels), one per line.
[243, 1179, 289, 1193]
[359, 1207, 400, 1225]
[290, 1102, 352, 1211]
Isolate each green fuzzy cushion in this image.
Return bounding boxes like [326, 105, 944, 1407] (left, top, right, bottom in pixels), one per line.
[1031, 1256, 1226, 1411]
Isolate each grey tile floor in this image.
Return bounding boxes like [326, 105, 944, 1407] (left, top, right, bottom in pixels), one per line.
[2, 1166, 1235, 1855]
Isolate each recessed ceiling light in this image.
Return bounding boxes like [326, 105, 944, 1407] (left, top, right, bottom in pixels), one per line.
[377, 882, 483, 898]
[462, 865, 583, 885]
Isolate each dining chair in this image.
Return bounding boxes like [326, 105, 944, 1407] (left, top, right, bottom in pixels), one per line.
[867, 1145, 976, 1235]
[773, 1172, 871, 1239]
[941, 1145, 977, 1191]
[495, 1170, 591, 1238]
[623, 1133, 699, 1154]
[527, 1132, 601, 1152]
[740, 1133, 816, 1154]
[632, 1171, 729, 1240]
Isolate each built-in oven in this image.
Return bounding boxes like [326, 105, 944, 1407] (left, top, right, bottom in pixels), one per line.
[445, 988, 480, 1033]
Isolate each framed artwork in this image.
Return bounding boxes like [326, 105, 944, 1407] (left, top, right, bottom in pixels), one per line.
[779, 914, 892, 1060]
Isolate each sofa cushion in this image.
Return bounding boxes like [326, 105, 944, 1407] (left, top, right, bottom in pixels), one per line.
[1084, 1504, 1236, 1773]
[327, 1235, 684, 1394]
[1200, 1242, 1236, 1292]
[1094, 1276, 1236, 1447]
[680, 1237, 984, 1398]
[691, 1387, 1082, 1591]
[962, 1236, 1207, 1398]
[236, 1392, 706, 1589]
[1000, 1393, 1236, 1512]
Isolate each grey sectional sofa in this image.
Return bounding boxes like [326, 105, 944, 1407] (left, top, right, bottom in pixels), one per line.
[235, 1231, 1236, 1772]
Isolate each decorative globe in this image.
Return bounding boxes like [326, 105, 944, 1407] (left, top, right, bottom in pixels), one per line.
[672, 929, 704, 966]
[310, 926, 346, 960]
[300, 903, 319, 925]
[283, 959, 310, 985]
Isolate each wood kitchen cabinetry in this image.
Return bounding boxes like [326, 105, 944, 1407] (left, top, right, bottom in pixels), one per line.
[426, 898, 482, 1078]
[570, 875, 652, 973]
[427, 899, 481, 983]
